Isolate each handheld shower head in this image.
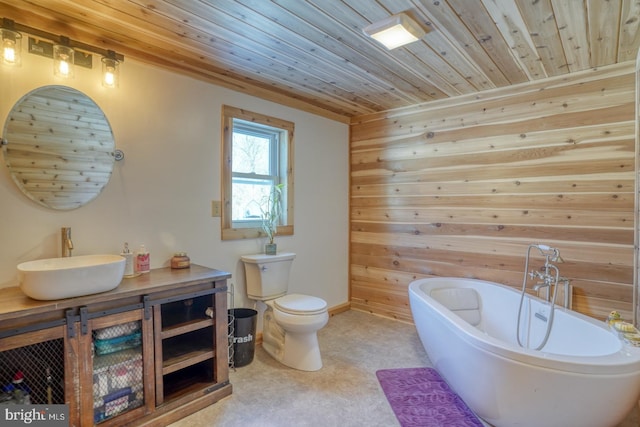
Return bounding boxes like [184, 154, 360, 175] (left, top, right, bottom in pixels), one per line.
[531, 244, 554, 256]
[529, 244, 563, 263]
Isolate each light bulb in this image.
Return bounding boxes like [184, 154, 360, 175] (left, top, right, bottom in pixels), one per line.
[58, 58, 70, 76]
[104, 67, 115, 86]
[3, 44, 15, 63]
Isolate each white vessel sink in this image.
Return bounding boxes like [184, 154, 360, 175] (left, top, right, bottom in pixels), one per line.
[18, 254, 126, 300]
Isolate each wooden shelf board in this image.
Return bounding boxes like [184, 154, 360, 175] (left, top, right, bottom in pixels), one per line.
[163, 350, 214, 375]
[161, 318, 214, 339]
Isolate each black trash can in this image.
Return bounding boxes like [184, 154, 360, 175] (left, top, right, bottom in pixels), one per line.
[229, 308, 257, 367]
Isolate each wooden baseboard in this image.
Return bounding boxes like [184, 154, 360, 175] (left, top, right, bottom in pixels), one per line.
[329, 301, 351, 316]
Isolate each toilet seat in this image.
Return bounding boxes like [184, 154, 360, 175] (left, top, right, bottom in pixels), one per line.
[275, 293, 327, 315]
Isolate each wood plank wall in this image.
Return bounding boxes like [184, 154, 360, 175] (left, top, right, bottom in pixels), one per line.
[349, 62, 636, 324]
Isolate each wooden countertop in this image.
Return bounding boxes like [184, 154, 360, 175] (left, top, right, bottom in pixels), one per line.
[0, 264, 231, 321]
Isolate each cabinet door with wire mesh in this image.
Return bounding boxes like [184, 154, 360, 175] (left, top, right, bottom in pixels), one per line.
[0, 327, 66, 406]
[84, 309, 153, 426]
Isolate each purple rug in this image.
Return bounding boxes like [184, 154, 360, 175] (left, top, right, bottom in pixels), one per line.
[376, 367, 483, 427]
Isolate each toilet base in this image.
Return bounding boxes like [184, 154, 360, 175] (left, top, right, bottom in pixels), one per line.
[262, 303, 328, 371]
[263, 330, 324, 371]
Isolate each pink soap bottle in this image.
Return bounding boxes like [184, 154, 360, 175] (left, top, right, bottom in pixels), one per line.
[136, 244, 150, 273]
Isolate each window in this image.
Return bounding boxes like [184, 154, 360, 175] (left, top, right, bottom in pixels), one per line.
[221, 106, 294, 240]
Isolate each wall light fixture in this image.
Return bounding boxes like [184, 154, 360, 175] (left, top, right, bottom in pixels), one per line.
[1, 17, 124, 86]
[363, 12, 426, 50]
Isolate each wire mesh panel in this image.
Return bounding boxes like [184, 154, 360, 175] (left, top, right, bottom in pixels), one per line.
[92, 320, 143, 423]
[0, 338, 65, 405]
[228, 311, 235, 370]
[228, 283, 235, 370]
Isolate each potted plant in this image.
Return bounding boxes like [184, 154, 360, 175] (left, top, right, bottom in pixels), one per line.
[260, 183, 284, 255]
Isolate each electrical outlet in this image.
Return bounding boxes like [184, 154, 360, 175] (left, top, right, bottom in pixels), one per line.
[211, 200, 221, 217]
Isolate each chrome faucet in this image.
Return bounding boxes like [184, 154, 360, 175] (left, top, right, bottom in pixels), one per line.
[528, 246, 559, 291]
[530, 270, 555, 291]
[61, 227, 73, 257]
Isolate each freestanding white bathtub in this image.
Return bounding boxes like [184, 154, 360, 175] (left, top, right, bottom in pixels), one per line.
[409, 277, 640, 427]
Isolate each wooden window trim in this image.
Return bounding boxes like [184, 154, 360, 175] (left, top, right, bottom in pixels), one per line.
[221, 105, 294, 241]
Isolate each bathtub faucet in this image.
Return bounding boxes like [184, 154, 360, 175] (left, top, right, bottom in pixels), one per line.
[529, 248, 560, 292]
[529, 269, 556, 291]
[528, 244, 562, 284]
[530, 274, 551, 291]
[518, 243, 565, 350]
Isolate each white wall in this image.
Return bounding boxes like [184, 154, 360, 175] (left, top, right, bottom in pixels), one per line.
[0, 52, 349, 312]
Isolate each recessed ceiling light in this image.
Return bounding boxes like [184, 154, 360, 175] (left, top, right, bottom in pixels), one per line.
[363, 13, 425, 50]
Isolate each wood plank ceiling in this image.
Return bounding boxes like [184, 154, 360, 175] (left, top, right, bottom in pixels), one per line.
[1, 0, 639, 122]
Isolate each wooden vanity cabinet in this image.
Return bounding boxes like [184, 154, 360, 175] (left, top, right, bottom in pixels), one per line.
[0, 265, 232, 427]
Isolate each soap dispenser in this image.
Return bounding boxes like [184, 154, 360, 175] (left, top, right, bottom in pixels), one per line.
[121, 243, 135, 277]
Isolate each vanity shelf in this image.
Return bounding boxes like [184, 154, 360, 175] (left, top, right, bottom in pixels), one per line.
[161, 327, 214, 372]
[153, 290, 220, 406]
[161, 318, 214, 339]
[0, 264, 232, 427]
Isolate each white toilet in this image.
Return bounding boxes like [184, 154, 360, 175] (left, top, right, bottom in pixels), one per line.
[241, 252, 329, 371]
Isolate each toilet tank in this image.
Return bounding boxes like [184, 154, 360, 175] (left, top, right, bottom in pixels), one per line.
[241, 252, 296, 300]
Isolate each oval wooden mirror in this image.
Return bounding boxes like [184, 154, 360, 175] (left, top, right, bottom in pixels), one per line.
[2, 86, 116, 210]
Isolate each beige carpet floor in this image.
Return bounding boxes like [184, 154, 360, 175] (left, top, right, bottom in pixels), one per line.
[169, 309, 639, 427]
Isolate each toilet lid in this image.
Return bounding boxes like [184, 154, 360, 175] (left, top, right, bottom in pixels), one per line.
[275, 294, 327, 315]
